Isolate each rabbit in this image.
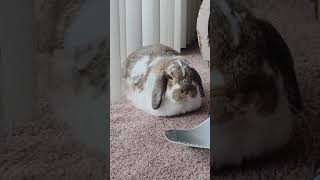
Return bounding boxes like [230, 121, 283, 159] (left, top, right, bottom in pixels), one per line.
[209, 0, 303, 170]
[38, 0, 108, 157]
[123, 44, 205, 117]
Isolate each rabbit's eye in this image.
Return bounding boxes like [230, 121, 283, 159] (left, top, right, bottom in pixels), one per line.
[168, 75, 173, 80]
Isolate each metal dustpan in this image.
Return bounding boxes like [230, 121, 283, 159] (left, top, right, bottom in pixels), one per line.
[164, 117, 210, 149]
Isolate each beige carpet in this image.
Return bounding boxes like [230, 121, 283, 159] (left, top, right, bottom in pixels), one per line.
[110, 47, 210, 180]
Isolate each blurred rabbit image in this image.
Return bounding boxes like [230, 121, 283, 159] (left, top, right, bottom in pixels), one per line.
[36, 0, 108, 156]
[209, 0, 303, 170]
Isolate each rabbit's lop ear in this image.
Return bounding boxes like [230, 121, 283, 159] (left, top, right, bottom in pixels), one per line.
[152, 71, 168, 109]
[191, 68, 205, 97]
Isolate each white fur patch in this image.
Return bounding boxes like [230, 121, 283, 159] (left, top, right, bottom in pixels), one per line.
[130, 56, 149, 83]
[176, 60, 185, 76]
[166, 84, 181, 102]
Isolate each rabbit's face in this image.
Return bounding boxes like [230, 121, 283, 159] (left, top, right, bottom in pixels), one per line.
[166, 60, 198, 101]
[151, 58, 205, 110]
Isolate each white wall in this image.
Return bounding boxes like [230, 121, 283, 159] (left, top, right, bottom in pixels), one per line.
[142, 0, 160, 46]
[110, 0, 123, 103]
[126, 0, 143, 55]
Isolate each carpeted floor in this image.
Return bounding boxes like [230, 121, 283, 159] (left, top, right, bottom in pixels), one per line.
[110, 47, 210, 180]
[0, 100, 106, 180]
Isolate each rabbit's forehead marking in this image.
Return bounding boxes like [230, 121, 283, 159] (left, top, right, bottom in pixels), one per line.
[167, 60, 190, 78]
[176, 60, 186, 76]
[167, 63, 183, 79]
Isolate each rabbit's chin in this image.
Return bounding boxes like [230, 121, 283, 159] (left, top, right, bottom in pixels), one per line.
[126, 74, 202, 117]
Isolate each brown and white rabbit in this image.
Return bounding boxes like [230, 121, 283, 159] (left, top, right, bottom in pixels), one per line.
[209, 0, 303, 170]
[37, 0, 108, 157]
[123, 44, 205, 117]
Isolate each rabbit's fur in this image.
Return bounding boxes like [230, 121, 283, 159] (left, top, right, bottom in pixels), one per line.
[210, 0, 302, 170]
[35, 0, 108, 94]
[35, 0, 85, 54]
[123, 44, 205, 116]
[36, 0, 108, 155]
